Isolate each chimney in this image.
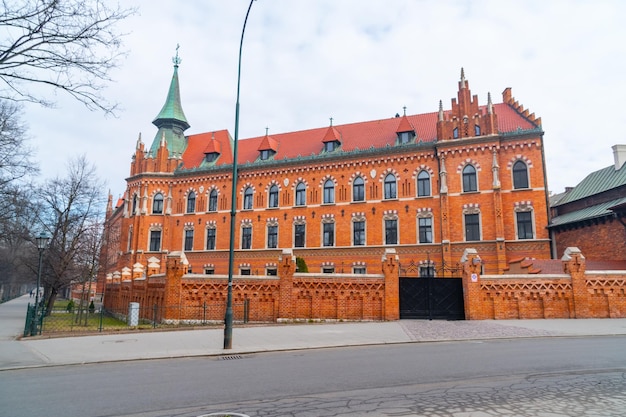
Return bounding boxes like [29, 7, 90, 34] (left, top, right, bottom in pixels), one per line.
[612, 144, 626, 170]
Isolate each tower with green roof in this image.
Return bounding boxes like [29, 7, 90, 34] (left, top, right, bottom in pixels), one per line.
[149, 46, 190, 157]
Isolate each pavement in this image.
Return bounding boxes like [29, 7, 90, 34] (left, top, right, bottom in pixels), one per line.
[2, 294, 626, 371]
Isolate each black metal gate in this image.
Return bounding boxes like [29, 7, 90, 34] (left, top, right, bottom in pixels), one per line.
[399, 276, 465, 320]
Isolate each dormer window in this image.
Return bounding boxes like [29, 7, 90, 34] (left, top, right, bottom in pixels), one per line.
[324, 140, 340, 152]
[205, 152, 219, 163]
[397, 131, 415, 144]
[259, 149, 275, 160]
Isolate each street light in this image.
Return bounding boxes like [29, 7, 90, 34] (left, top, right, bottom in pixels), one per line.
[31, 231, 51, 336]
[225, 0, 256, 350]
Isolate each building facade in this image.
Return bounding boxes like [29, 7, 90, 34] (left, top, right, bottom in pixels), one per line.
[99, 63, 551, 293]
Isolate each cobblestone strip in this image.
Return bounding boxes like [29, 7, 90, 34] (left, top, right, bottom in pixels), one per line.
[398, 320, 560, 342]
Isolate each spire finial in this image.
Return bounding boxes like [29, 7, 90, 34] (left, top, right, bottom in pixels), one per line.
[265, 127, 269, 136]
[460, 67, 466, 88]
[329, 117, 333, 127]
[438, 100, 444, 122]
[403, 106, 407, 116]
[136, 132, 142, 149]
[487, 92, 493, 114]
[173, 44, 181, 67]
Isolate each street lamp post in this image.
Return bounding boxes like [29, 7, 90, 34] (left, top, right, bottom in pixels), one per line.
[225, 0, 256, 350]
[31, 231, 51, 336]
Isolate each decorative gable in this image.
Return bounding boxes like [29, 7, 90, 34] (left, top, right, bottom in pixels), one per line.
[395, 108, 416, 144]
[321, 120, 342, 152]
[257, 132, 278, 160]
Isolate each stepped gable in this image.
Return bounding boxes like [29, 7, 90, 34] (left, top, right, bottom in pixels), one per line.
[502, 87, 542, 128]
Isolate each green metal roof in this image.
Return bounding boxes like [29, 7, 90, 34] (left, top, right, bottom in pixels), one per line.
[555, 162, 626, 206]
[152, 65, 190, 131]
[549, 196, 626, 228]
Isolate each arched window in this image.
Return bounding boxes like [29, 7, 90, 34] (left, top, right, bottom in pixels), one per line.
[352, 176, 365, 202]
[186, 191, 196, 213]
[295, 182, 306, 206]
[268, 185, 279, 208]
[417, 171, 431, 197]
[462, 165, 477, 192]
[512, 160, 529, 189]
[243, 187, 253, 210]
[152, 193, 163, 214]
[208, 189, 218, 212]
[384, 173, 397, 199]
[323, 179, 334, 204]
[131, 194, 138, 215]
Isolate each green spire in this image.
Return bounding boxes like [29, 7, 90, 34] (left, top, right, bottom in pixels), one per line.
[152, 45, 190, 130]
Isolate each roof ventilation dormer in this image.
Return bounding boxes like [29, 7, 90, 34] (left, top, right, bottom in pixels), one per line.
[257, 128, 278, 161]
[395, 106, 416, 144]
[203, 132, 221, 163]
[322, 118, 342, 153]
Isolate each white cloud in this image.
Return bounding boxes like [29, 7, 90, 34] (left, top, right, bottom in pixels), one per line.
[22, 0, 626, 197]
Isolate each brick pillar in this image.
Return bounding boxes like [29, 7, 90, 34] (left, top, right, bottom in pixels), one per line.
[164, 251, 187, 322]
[382, 248, 399, 320]
[461, 248, 484, 320]
[278, 249, 296, 320]
[562, 247, 587, 318]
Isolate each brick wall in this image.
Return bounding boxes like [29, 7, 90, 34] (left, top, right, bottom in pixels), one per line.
[553, 217, 626, 261]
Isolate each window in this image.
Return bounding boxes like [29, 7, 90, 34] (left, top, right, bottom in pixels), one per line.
[322, 267, 335, 274]
[243, 187, 253, 210]
[149, 230, 161, 252]
[184, 229, 194, 251]
[294, 224, 305, 247]
[240, 268, 251, 275]
[208, 189, 218, 212]
[418, 217, 433, 243]
[417, 171, 431, 197]
[513, 161, 529, 189]
[465, 213, 480, 241]
[474, 125, 481, 136]
[132, 194, 138, 215]
[324, 141, 339, 152]
[384, 174, 397, 199]
[462, 165, 477, 192]
[385, 219, 398, 245]
[323, 179, 335, 204]
[295, 183, 306, 206]
[187, 191, 196, 213]
[266, 268, 277, 276]
[352, 176, 365, 202]
[323, 223, 335, 247]
[353, 220, 365, 246]
[398, 131, 414, 144]
[241, 227, 252, 249]
[516, 211, 534, 239]
[153, 193, 164, 214]
[268, 185, 279, 208]
[260, 149, 271, 160]
[453, 127, 459, 139]
[205, 152, 219, 163]
[267, 225, 278, 248]
[206, 228, 216, 250]
[419, 265, 435, 278]
[353, 267, 366, 274]
[204, 268, 214, 275]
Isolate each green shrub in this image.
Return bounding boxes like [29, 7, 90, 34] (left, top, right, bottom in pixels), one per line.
[296, 257, 308, 272]
[66, 300, 75, 313]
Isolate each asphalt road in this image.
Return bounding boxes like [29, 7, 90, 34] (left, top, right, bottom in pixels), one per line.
[1, 336, 625, 417]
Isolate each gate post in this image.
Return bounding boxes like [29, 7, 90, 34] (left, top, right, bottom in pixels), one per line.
[461, 248, 484, 320]
[562, 247, 588, 318]
[382, 248, 400, 320]
[278, 249, 295, 320]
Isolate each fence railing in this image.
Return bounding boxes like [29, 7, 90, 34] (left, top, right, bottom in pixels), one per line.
[24, 300, 258, 336]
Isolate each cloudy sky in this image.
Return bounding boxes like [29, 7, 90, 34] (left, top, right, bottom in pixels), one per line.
[23, 0, 626, 200]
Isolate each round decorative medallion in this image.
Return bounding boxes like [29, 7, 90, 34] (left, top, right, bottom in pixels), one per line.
[198, 186, 204, 193]
[370, 169, 376, 179]
[283, 178, 289, 186]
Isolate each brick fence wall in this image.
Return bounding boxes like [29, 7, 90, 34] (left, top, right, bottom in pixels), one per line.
[103, 247, 626, 323]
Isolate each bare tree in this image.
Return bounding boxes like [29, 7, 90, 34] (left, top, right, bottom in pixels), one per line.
[37, 155, 105, 314]
[0, 0, 135, 114]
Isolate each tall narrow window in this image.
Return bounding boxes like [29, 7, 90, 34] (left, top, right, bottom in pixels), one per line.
[149, 230, 161, 252]
[241, 227, 252, 249]
[453, 127, 459, 139]
[474, 125, 481, 136]
[295, 183, 306, 206]
[464, 213, 480, 241]
[353, 220, 365, 246]
[184, 229, 194, 251]
[243, 187, 253, 210]
[352, 176, 364, 202]
[187, 191, 196, 213]
[267, 225, 278, 248]
[323, 222, 335, 247]
[208, 189, 218, 212]
[206, 228, 216, 250]
[384, 174, 397, 199]
[153, 193, 164, 214]
[132, 194, 138, 215]
[323, 179, 335, 204]
[268, 185, 279, 208]
[516, 211, 534, 239]
[418, 217, 433, 243]
[294, 224, 306, 247]
[462, 165, 477, 192]
[385, 219, 398, 245]
[513, 160, 529, 189]
[417, 171, 431, 197]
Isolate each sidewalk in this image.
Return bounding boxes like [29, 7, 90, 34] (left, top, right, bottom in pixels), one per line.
[2, 295, 626, 371]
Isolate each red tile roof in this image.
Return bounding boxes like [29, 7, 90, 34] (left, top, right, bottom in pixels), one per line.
[395, 114, 415, 133]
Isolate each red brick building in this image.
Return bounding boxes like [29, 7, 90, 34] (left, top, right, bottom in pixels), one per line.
[549, 145, 626, 261]
[99, 63, 551, 295]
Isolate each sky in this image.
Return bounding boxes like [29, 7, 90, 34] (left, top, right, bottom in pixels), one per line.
[22, 0, 626, 201]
